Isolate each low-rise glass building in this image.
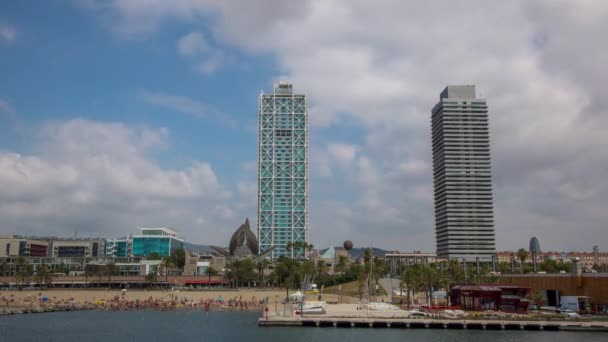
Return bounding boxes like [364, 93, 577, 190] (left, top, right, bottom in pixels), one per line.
[131, 227, 183, 258]
[105, 238, 131, 258]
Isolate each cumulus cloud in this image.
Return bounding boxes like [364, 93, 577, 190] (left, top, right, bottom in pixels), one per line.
[82, 1, 608, 250]
[176, 31, 226, 75]
[177, 31, 208, 57]
[140, 90, 236, 127]
[0, 118, 243, 244]
[0, 22, 16, 43]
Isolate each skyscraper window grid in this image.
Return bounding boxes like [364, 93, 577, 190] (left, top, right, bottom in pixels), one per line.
[431, 85, 496, 262]
[257, 82, 309, 259]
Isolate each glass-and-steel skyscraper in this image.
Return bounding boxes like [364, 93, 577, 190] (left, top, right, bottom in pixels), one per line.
[257, 82, 309, 259]
[431, 85, 496, 262]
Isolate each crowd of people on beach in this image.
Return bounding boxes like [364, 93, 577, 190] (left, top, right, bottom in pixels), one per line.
[98, 292, 267, 312]
[0, 291, 267, 313]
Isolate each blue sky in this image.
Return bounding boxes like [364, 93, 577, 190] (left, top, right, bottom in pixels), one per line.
[1, 1, 607, 252]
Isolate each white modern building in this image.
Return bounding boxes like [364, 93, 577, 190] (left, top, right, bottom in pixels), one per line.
[131, 227, 184, 258]
[431, 85, 496, 262]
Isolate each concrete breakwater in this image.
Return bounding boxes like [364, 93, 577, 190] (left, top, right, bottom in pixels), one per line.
[259, 316, 608, 332]
[258, 304, 608, 333]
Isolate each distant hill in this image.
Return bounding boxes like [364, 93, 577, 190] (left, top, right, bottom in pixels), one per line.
[348, 247, 388, 259]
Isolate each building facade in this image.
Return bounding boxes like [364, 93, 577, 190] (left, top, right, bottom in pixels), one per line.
[257, 82, 309, 259]
[0, 236, 49, 257]
[431, 85, 496, 262]
[105, 238, 131, 258]
[50, 239, 105, 258]
[131, 227, 184, 258]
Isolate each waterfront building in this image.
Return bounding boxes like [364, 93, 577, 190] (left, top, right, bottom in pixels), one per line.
[431, 85, 496, 262]
[496, 250, 608, 271]
[131, 227, 184, 258]
[450, 284, 530, 312]
[105, 237, 131, 258]
[0, 236, 49, 257]
[311, 246, 350, 274]
[384, 251, 438, 265]
[50, 239, 105, 258]
[257, 82, 309, 259]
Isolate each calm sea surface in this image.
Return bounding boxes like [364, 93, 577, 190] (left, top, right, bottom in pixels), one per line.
[0, 311, 603, 342]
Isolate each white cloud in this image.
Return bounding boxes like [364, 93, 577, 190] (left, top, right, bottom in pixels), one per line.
[140, 90, 236, 127]
[195, 50, 223, 75]
[177, 31, 208, 57]
[0, 99, 17, 121]
[0, 23, 16, 43]
[0, 118, 244, 244]
[175, 31, 226, 75]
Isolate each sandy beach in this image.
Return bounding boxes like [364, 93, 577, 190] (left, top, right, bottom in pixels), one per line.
[0, 288, 358, 310]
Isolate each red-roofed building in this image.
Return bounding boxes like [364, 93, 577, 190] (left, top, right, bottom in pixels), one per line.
[450, 284, 531, 313]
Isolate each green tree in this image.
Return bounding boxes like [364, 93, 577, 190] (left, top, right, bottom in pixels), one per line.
[207, 267, 219, 285]
[145, 265, 159, 288]
[15, 257, 33, 290]
[274, 257, 302, 301]
[316, 259, 327, 280]
[0, 260, 9, 276]
[106, 261, 117, 288]
[531, 291, 543, 312]
[84, 267, 93, 288]
[147, 252, 162, 260]
[172, 249, 186, 271]
[256, 258, 271, 288]
[401, 265, 422, 308]
[516, 248, 529, 274]
[496, 262, 510, 274]
[336, 255, 349, 274]
[226, 258, 257, 288]
[36, 264, 53, 289]
[420, 264, 442, 306]
[446, 259, 464, 282]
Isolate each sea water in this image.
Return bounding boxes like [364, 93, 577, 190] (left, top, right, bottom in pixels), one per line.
[0, 311, 603, 342]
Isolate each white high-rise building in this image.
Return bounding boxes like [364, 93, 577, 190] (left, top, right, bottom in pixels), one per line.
[431, 85, 496, 262]
[257, 82, 309, 259]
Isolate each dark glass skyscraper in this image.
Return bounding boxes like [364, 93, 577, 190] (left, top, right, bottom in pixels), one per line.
[431, 85, 496, 262]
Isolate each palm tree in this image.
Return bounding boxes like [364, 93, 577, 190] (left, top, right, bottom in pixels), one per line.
[145, 265, 159, 288]
[0, 260, 9, 277]
[256, 258, 271, 288]
[106, 262, 117, 288]
[531, 291, 543, 312]
[336, 255, 349, 274]
[316, 259, 327, 279]
[36, 264, 50, 290]
[401, 265, 422, 308]
[162, 257, 175, 282]
[420, 264, 443, 306]
[516, 248, 529, 274]
[207, 267, 219, 285]
[15, 257, 33, 290]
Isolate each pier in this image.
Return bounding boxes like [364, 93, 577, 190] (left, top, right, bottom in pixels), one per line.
[258, 304, 608, 332]
[260, 316, 608, 332]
